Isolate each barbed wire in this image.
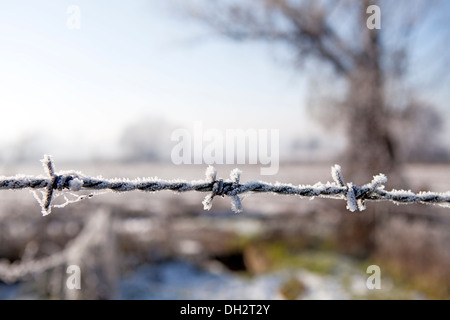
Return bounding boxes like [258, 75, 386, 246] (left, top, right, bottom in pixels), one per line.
[0, 155, 449, 216]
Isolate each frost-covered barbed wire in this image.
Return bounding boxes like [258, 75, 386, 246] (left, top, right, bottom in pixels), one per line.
[0, 155, 449, 216]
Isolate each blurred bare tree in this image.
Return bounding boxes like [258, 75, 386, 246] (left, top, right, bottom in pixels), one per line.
[392, 100, 447, 163]
[179, 0, 450, 257]
[181, 0, 449, 181]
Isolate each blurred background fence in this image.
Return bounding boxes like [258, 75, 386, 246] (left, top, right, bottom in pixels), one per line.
[0, 159, 449, 299]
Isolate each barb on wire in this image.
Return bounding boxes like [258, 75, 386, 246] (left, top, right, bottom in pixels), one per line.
[0, 155, 449, 216]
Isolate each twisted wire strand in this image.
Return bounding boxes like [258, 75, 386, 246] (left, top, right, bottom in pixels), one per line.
[0, 155, 449, 216]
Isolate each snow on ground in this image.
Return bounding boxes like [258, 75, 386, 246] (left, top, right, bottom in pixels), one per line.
[117, 258, 409, 300]
[119, 260, 284, 300]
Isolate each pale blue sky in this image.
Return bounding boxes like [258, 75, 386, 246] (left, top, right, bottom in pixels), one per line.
[0, 0, 318, 161]
[0, 0, 448, 162]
